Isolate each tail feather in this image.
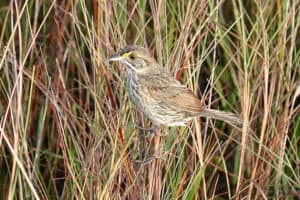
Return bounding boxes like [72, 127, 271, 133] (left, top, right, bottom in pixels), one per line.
[199, 109, 242, 127]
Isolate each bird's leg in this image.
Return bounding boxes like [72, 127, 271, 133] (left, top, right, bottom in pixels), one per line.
[135, 124, 157, 136]
[151, 125, 168, 137]
[132, 154, 164, 165]
[135, 124, 157, 138]
[137, 120, 148, 163]
[133, 125, 168, 164]
[132, 134, 167, 165]
[135, 124, 168, 138]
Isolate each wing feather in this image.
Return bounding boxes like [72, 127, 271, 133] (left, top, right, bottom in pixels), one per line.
[144, 74, 202, 113]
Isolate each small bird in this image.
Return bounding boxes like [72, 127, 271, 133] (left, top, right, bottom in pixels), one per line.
[109, 45, 242, 127]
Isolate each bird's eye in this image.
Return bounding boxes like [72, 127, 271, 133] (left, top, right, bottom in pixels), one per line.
[130, 54, 135, 59]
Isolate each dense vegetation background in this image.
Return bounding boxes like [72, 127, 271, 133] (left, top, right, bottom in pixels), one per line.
[0, 0, 299, 199]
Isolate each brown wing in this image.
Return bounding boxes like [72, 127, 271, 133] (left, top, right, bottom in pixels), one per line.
[144, 75, 203, 113]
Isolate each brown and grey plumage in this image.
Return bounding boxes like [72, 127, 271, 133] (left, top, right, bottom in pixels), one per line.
[109, 45, 242, 127]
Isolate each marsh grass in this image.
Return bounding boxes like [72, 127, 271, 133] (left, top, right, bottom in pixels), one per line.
[0, 0, 299, 199]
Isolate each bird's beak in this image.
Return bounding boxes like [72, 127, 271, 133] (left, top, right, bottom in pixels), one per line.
[109, 54, 124, 62]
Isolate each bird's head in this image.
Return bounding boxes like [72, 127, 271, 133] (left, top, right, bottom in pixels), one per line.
[109, 45, 156, 73]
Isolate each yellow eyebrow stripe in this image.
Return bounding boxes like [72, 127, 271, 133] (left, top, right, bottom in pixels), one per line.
[122, 52, 132, 58]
